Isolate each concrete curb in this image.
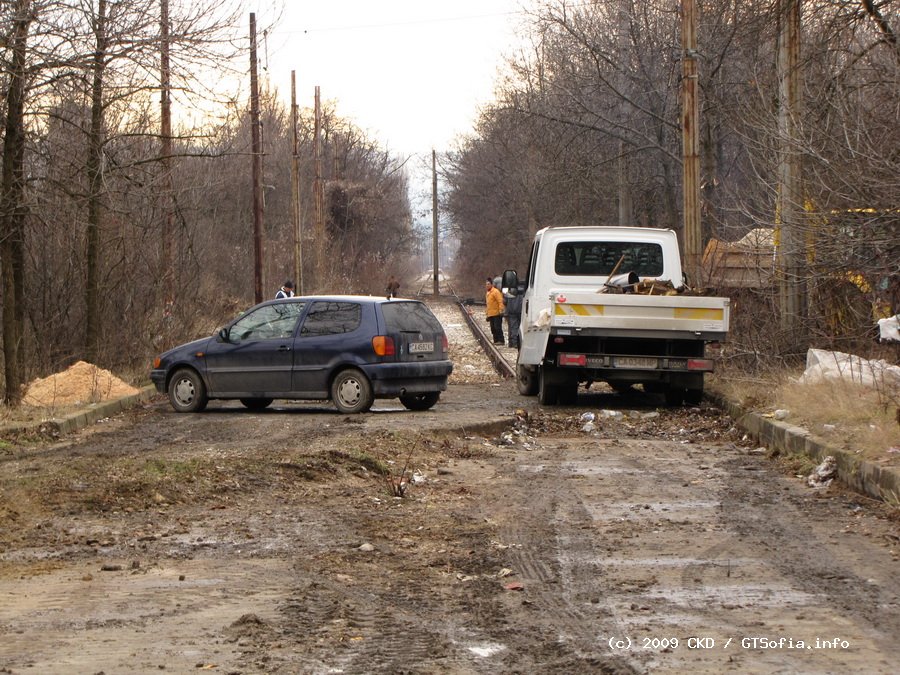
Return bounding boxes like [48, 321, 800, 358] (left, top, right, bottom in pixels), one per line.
[711, 392, 900, 505]
[1, 385, 158, 439]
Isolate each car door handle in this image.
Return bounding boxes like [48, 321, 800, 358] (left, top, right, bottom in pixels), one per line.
[278, 345, 292, 352]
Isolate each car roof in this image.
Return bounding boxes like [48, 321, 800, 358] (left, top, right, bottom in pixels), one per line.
[260, 295, 419, 306]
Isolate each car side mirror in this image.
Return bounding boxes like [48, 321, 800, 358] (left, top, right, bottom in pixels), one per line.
[218, 327, 231, 342]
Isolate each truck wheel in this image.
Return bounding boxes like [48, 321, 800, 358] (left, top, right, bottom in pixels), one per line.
[558, 380, 578, 406]
[664, 386, 685, 406]
[684, 387, 704, 405]
[516, 361, 539, 396]
[538, 366, 559, 406]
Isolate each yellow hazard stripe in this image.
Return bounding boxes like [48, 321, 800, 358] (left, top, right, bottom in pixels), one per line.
[555, 304, 604, 316]
[673, 307, 724, 321]
[554, 304, 724, 321]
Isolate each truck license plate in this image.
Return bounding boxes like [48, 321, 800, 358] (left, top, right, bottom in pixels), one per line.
[615, 356, 657, 369]
[409, 342, 434, 353]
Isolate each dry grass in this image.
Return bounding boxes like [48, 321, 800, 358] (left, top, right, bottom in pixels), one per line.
[711, 369, 900, 467]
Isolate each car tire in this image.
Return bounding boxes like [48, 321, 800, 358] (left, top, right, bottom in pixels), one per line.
[240, 397, 273, 411]
[399, 391, 440, 411]
[331, 369, 374, 414]
[168, 368, 208, 413]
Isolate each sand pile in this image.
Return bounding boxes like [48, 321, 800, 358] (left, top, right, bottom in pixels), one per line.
[23, 361, 139, 407]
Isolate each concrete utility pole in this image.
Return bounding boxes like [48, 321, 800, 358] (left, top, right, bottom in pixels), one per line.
[290, 71, 303, 294]
[249, 13, 264, 303]
[432, 149, 439, 296]
[776, 0, 806, 337]
[681, 0, 702, 287]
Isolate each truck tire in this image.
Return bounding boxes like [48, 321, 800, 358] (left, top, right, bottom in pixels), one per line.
[538, 366, 559, 405]
[684, 386, 704, 405]
[516, 361, 539, 396]
[664, 386, 685, 406]
[558, 381, 578, 405]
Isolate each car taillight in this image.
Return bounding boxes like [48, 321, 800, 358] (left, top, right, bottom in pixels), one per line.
[442, 334, 449, 352]
[372, 335, 395, 356]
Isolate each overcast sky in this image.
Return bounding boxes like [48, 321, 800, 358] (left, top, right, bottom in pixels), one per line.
[257, 0, 532, 159]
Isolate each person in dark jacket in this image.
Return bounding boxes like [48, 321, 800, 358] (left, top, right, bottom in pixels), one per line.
[275, 280, 295, 299]
[504, 286, 523, 348]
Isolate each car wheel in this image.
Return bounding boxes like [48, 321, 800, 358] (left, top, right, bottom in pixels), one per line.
[399, 391, 440, 411]
[516, 360, 539, 396]
[240, 397, 273, 411]
[331, 369, 374, 414]
[168, 368, 208, 413]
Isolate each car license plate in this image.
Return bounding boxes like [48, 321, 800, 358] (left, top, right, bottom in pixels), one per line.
[615, 356, 657, 369]
[409, 341, 434, 353]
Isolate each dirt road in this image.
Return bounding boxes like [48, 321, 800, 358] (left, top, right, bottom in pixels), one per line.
[1, 381, 899, 674]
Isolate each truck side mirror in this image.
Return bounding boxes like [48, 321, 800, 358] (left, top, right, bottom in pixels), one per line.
[502, 269, 518, 290]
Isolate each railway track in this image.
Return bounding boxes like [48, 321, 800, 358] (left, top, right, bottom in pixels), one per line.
[415, 277, 515, 380]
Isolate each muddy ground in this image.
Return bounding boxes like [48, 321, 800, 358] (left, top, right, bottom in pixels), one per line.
[1, 380, 898, 674]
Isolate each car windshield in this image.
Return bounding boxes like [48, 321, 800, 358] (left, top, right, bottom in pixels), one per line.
[381, 301, 443, 333]
[554, 241, 664, 277]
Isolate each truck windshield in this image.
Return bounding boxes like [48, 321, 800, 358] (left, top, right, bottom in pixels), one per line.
[554, 241, 664, 277]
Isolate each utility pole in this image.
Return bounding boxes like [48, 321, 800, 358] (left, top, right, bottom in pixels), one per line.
[249, 13, 264, 303]
[681, 0, 702, 287]
[291, 71, 303, 294]
[313, 86, 325, 288]
[159, 0, 174, 311]
[432, 149, 439, 296]
[776, 0, 806, 337]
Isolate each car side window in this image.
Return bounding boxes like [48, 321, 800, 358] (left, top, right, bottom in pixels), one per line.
[299, 302, 361, 336]
[230, 302, 306, 341]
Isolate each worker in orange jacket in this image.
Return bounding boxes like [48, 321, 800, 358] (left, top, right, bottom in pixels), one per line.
[485, 277, 505, 345]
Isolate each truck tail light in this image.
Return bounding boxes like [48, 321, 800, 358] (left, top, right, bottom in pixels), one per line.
[559, 353, 587, 367]
[372, 335, 395, 356]
[687, 358, 714, 371]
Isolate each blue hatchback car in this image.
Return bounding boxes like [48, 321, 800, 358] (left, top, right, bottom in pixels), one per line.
[150, 295, 453, 413]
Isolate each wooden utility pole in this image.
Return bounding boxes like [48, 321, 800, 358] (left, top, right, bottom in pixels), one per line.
[776, 0, 806, 336]
[159, 0, 174, 309]
[616, 0, 632, 227]
[290, 71, 303, 294]
[249, 13, 264, 303]
[681, 0, 702, 287]
[432, 149, 439, 296]
[313, 86, 325, 288]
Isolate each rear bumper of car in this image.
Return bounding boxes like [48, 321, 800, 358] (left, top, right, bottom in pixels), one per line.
[363, 360, 453, 396]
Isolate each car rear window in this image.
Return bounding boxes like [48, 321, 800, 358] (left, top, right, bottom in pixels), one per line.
[300, 301, 361, 336]
[380, 301, 443, 333]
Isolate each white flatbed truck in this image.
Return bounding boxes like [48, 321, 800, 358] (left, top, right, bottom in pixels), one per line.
[503, 226, 730, 405]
